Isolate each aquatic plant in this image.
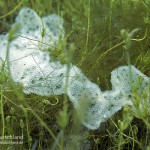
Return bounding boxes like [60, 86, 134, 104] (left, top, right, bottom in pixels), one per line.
[0, 1, 150, 149]
[0, 8, 149, 131]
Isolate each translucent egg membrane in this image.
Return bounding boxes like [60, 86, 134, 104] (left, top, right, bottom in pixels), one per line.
[0, 8, 149, 130]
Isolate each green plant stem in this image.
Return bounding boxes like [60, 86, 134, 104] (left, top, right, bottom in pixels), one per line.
[59, 47, 71, 149]
[6, 37, 61, 148]
[118, 131, 124, 150]
[25, 117, 31, 150]
[109, 0, 113, 48]
[60, 130, 64, 150]
[0, 0, 24, 19]
[0, 85, 5, 143]
[85, 0, 91, 50]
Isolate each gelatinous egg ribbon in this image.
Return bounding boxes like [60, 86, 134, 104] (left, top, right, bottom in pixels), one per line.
[0, 8, 149, 130]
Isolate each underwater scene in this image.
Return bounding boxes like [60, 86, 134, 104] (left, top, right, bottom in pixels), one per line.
[0, 0, 150, 149]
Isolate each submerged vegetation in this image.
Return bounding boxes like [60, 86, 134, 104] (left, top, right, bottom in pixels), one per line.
[0, 0, 150, 149]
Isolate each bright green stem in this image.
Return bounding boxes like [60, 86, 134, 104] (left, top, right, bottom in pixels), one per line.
[85, 0, 91, 50]
[0, 85, 5, 142]
[26, 117, 31, 150]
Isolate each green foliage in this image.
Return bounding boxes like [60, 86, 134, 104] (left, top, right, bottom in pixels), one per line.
[20, 119, 25, 129]
[0, 0, 150, 149]
[56, 104, 69, 129]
